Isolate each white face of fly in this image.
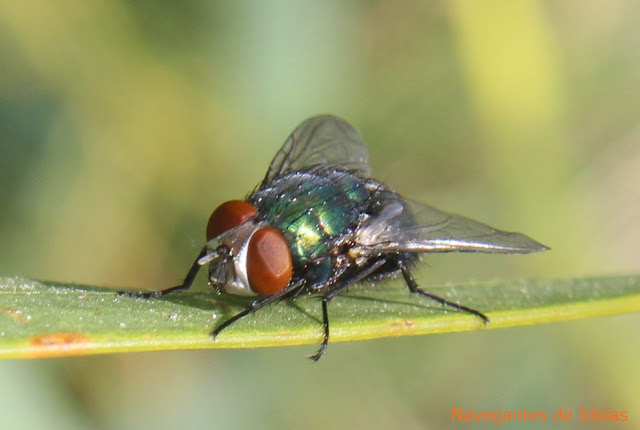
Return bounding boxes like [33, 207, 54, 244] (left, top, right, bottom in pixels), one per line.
[198, 222, 266, 297]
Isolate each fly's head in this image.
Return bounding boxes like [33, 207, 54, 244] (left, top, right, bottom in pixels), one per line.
[199, 200, 293, 297]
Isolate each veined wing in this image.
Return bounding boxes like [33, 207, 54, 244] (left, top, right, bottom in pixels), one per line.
[262, 115, 371, 187]
[356, 191, 549, 254]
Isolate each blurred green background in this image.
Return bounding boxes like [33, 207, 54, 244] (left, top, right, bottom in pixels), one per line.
[1, 1, 639, 429]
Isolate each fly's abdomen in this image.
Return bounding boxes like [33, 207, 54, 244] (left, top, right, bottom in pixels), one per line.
[250, 170, 370, 267]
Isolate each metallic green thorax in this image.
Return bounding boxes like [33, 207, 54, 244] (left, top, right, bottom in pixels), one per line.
[250, 169, 371, 269]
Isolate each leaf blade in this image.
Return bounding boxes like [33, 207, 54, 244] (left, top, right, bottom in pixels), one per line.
[0, 274, 638, 359]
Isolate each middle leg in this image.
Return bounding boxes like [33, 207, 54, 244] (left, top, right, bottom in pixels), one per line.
[308, 258, 388, 361]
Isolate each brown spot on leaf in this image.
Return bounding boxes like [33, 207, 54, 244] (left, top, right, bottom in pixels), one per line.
[3, 307, 30, 323]
[29, 333, 91, 358]
[389, 320, 415, 331]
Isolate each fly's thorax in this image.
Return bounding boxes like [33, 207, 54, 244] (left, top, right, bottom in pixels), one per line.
[249, 169, 373, 268]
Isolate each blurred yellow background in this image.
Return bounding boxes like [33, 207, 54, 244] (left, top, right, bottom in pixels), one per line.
[1, 1, 638, 429]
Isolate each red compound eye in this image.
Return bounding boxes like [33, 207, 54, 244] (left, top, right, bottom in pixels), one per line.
[247, 227, 293, 296]
[206, 200, 257, 241]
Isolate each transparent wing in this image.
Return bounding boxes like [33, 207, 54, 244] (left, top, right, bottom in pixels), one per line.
[356, 191, 549, 254]
[262, 115, 371, 186]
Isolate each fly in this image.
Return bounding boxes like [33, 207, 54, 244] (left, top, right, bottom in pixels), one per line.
[119, 115, 549, 360]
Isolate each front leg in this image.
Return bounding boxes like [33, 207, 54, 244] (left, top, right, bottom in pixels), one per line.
[211, 278, 305, 338]
[118, 247, 208, 298]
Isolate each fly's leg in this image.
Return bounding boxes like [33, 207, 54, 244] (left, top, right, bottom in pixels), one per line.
[118, 247, 208, 298]
[309, 258, 388, 362]
[397, 259, 489, 324]
[308, 300, 330, 362]
[211, 279, 305, 339]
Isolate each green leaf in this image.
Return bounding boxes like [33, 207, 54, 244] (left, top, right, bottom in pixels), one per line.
[0, 274, 638, 359]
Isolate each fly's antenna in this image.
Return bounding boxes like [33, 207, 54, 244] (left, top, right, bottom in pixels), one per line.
[198, 244, 232, 266]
